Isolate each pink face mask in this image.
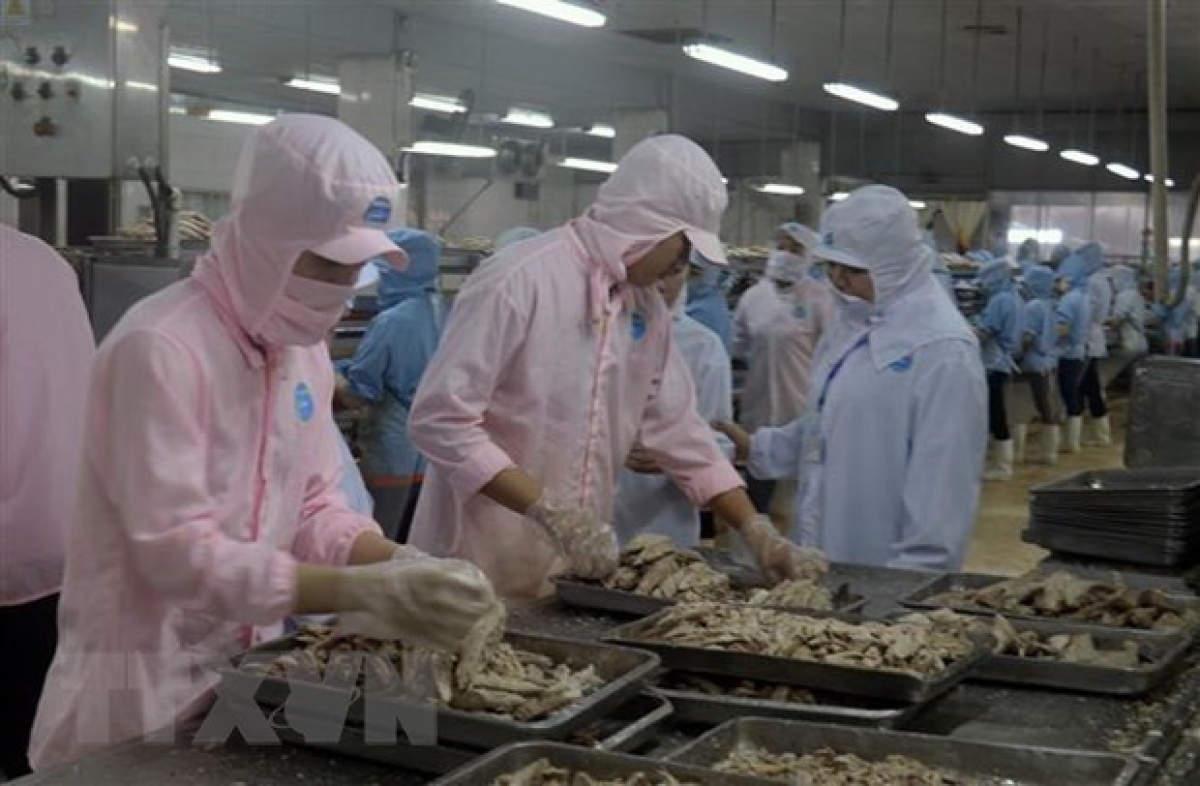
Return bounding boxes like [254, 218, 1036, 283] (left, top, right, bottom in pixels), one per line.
[256, 275, 352, 347]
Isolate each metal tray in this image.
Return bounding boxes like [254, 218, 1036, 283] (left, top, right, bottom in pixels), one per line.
[429, 741, 768, 785]
[555, 576, 864, 618]
[603, 607, 991, 704]
[1024, 526, 1200, 568]
[899, 572, 1200, 632]
[654, 672, 922, 729]
[667, 718, 1140, 785]
[974, 619, 1193, 696]
[1031, 467, 1200, 496]
[223, 631, 660, 749]
[1125, 356, 1200, 468]
[266, 691, 673, 774]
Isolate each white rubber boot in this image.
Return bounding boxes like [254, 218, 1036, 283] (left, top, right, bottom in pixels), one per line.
[1083, 415, 1113, 447]
[983, 440, 1015, 481]
[1037, 426, 1061, 465]
[1013, 424, 1028, 465]
[1065, 416, 1083, 454]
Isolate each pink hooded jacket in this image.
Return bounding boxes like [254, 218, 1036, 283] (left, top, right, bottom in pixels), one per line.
[1, 227, 95, 607]
[29, 116, 397, 770]
[407, 135, 744, 600]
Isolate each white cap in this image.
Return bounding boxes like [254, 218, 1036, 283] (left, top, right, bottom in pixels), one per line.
[812, 185, 922, 272]
[777, 222, 820, 252]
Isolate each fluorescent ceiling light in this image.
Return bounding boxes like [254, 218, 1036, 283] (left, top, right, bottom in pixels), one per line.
[683, 42, 788, 83]
[410, 93, 467, 113]
[502, 108, 555, 128]
[823, 82, 899, 111]
[406, 140, 497, 158]
[909, 200, 927, 210]
[1144, 174, 1176, 188]
[168, 51, 221, 74]
[559, 157, 618, 174]
[756, 183, 805, 196]
[286, 76, 340, 95]
[587, 123, 616, 138]
[1007, 228, 1064, 245]
[169, 106, 187, 115]
[1169, 237, 1199, 249]
[925, 112, 984, 136]
[829, 191, 850, 201]
[1060, 149, 1100, 166]
[125, 80, 157, 92]
[495, 0, 606, 28]
[1106, 162, 1140, 180]
[112, 18, 138, 33]
[1003, 134, 1050, 152]
[208, 109, 275, 126]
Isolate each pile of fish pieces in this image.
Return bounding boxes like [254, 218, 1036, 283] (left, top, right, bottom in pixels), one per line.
[991, 616, 1143, 668]
[243, 624, 604, 722]
[928, 571, 1194, 631]
[494, 760, 698, 785]
[715, 745, 955, 785]
[603, 535, 832, 610]
[636, 604, 974, 677]
[662, 673, 817, 704]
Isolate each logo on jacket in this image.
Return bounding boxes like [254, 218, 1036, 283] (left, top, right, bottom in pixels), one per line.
[888, 356, 914, 373]
[630, 312, 647, 341]
[294, 382, 315, 422]
[363, 196, 392, 226]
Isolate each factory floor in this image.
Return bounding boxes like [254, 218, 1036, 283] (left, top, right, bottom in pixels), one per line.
[963, 396, 1129, 577]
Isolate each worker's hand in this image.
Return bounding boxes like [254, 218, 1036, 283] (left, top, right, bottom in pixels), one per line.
[333, 373, 367, 411]
[713, 421, 751, 464]
[525, 498, 620, 580]
[739, 515, 829, 585]
[334, 557, 499, 651]
[625, 445, 662, 474]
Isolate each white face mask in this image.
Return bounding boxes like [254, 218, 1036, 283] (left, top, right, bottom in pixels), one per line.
[831, 286, 874, 324]
[256, 275, 352, 347]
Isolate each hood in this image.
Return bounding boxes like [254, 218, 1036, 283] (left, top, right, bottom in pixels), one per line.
[777, 222, 820, 252]
[1025, 264, 1056, 299]
[978, 258, 1013, 297]
[495, 226, 540, 251]
[1016, 238, 1040, 263]
[765, 250, 809, 284]
[377, 229, 440, 309]
[1057, 243, 1102, 289]
[1109, 264, 1138, 294]
[813, 185, 934, 307]
[1049, 243, 1073, 266]
[570, 134, 728, 285]
[191, 114, 402, 340]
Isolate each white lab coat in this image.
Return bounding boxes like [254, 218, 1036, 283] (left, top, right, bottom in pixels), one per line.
[748, 276, 988, 570]
[613, 313, 733, 547]
[1086, 274, 1114, 358]
[732, 279, 782, 361]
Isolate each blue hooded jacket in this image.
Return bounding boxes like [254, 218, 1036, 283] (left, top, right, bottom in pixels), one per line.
[684, 252, 733, 352]
[975, 259, 1023, 372]
[1021, 265, 1058, 373]
[338, 228, 447, 479]
[1054, 245, 1096, 359]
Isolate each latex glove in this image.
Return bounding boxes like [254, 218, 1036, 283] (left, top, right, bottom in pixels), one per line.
[624, 445, 662, 474]
[739, 515, 829, 585]
[713, 421, 751, 464]
[335, 557, 498, 651]
[524, 498, 619, 580]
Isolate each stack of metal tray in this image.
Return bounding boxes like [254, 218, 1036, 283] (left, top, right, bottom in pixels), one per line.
[1125, 356, 1200, 469]
[972, 618, 1193, 696]
[1024, 468, 1200, 567]
[653, 670, 923, 729]
[554, 575, 864, 617]
[219, 630, 661, 771]
[603, 608, 991, 705]
[666, 718, 1140, 784]
[899, 572, 1200, 634]
[430, 741, 767, 785]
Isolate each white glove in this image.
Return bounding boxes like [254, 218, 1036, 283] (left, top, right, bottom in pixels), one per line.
[335, 557, 499, 651]
[524, 498, 619, 580]
[740, 515, 829, 584]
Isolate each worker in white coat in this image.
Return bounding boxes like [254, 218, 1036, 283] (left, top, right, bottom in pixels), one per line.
[613, 262, 733, 547]
[1080, 248, 1114, 446]
[718, 186, 987, 570]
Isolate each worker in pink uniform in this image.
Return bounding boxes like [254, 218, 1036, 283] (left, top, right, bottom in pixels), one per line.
[28, 115, 498, 770]
[0, 227, 95, 778]
[406, 135, 827, 601]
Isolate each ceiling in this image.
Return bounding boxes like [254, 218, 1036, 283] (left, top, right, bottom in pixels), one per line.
[166, 1, 1200, 167]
